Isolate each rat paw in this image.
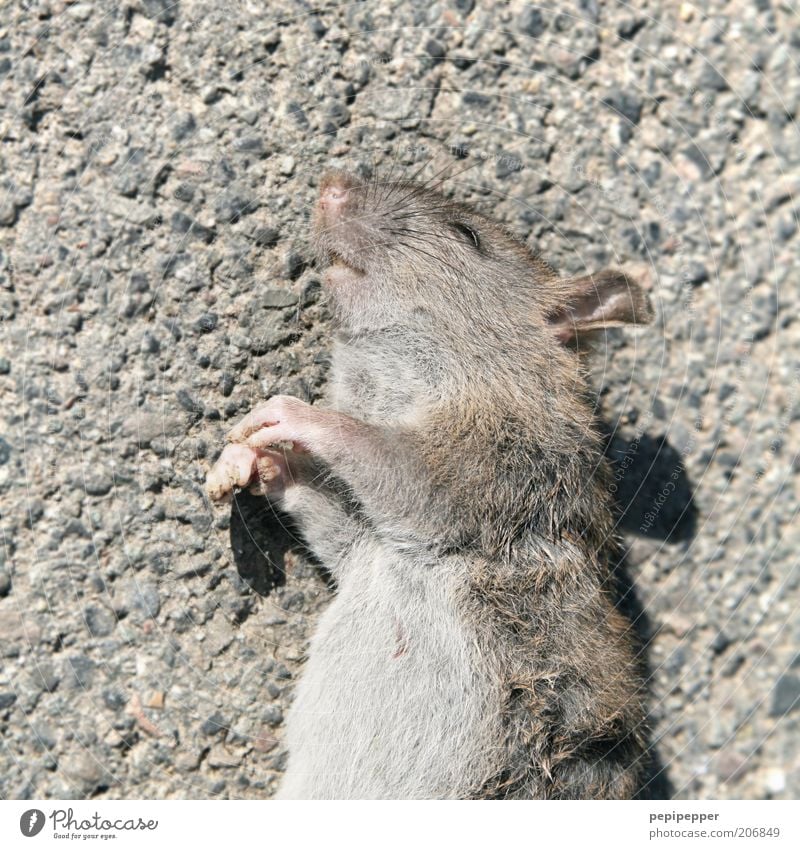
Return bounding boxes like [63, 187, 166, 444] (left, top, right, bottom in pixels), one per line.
[206, 443, 258, 501]
[227, 395, 317, 453]
[205, 443, 288, 502]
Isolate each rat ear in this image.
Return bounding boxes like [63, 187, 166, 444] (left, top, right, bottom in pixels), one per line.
[547, 268, 654, 346]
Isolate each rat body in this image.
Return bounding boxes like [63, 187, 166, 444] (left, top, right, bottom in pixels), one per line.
[207, 169, 654, 799]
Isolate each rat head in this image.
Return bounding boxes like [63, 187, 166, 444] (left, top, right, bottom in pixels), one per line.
[311, 169, 539, 328]
[311, 168, 653, 347]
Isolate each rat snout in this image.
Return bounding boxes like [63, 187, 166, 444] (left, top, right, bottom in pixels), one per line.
[313, 170, 371, 277]
[319, 183, 349, 214]
[318, 171, 359, 218]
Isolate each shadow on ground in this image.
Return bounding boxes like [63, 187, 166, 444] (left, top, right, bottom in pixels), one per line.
[229, 491, 295, 596]
[604, 422, 699, 799]
[604, 428, 698, 544]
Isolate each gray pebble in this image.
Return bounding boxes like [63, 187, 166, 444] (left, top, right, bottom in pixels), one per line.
[518, 7, 546, 38]
[770, 674, 800, 717]
[65, 656, 95, 690]
[83, 605, 116, 637]
[132, 583, 161, 619]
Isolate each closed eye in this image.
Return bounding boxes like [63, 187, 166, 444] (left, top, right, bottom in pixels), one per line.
[449, 221, 481, 250]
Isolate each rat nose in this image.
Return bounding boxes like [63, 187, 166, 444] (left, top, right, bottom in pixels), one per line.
[319, 183, 349, 213]
[318, 171, 359, 217]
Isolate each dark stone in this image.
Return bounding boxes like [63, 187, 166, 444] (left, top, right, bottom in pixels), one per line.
[308, 15, 327, 38]
[64, 519, 91, 538]
[177, 389, 203, 415]
[302, 278, 322, 306]
[259, 288, 298, 309]
[495, 151, 523, 179]
[66, 655, 95, 689]
[718, 382, 736, 402]
[215, 190, 260, 223]
[452, 0, 475, 12]
[777, 216, 797, 242]
[202, 85, 223, 105]
[286, 102, 308, 128]
[194, 312, 219, 334]
[518, 7, 546, 37]
[554, 12, 572, 31]
[249, 314, 296, 355]
[717, 451, 740, 470]
[33, 663, 60, 693]
[700, 64, 729, 92]
[621, 226, 643, 255]
[173, 182, 195, 202]
[280, 591, 305, 612]
[133, 582, 161, 618]
[31, 722, 57, 750]
[285, 251, 307, 281]
[615, 122, 633, 144]
[451, 54, 475, 70]
[84, 605, 116, 637]
[102, 689, 128, 711]
[684, 262, 709, 286]
[129, 272, 149, 293]
[221, 373, 235, 397]
[642, 161, 661, 186]
[0, 692, 16, 710]
[327, 102, 350, 128]
[578, 0, 599, 22]
[462, 91, 491, 108]
[246, 225, 280, 247]
[711, 631, 731, 654]
[681, 143, 714, 179]
[171, 211, 215, 243]
[201, 711, 229, 736]
[84, 475, 113, 496]
[171, 112, 196, 142]
[234, 136, 267, 156]
[618, 17, 646, 40]
[262, 704, 283, 727]
[425, 39, 446, 62]
[141, 332, 160, 354]
[603, 89, 643, 124]
[158, 251, 191, 278]
[770, 674, 800, 717]
[139, 0, 178, 26]
[644, 221, 661, 246]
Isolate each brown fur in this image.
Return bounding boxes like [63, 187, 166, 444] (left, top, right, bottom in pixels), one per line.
[212, 166, 655, 798]
[311, 168, 653, 798]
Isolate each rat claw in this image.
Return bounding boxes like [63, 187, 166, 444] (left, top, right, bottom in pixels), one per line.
[205, 443, 258, 501]
[246, 424, 286, 451]
[206, 443, 292, 502]
[226, 403, 282, 443]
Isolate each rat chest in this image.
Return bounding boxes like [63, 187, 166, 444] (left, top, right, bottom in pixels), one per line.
[328, 334, 442, 425]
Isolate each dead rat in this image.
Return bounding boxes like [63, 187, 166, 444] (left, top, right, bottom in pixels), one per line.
[206, 167, 654, 799]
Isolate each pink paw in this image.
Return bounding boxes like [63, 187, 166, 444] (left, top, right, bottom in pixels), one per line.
[226, 395, 317, 453]
[205, 443, 287, 502]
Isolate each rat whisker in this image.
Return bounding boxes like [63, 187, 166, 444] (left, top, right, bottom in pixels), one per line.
[388, 203, 471, 220]
[413, 156, 467, 193]
[394, 236, 467, 278]
[389, 226, 467, 248]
